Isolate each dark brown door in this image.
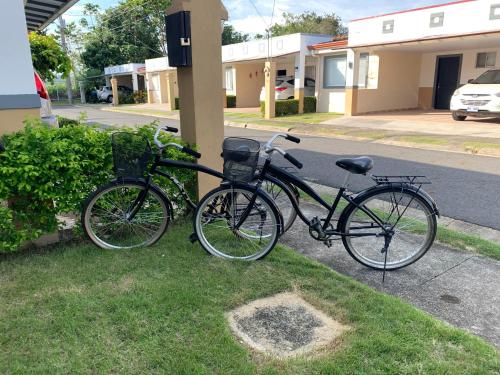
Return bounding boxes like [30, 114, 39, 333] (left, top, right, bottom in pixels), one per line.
[434, 55, 461, 109]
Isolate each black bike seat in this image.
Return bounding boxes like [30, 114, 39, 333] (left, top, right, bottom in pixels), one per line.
[336, 157, 374, 175]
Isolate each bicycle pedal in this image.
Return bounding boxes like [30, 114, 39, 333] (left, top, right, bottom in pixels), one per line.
[189, 232, 198, 243]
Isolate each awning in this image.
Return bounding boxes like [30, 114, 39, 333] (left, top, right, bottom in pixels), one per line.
[24, 0, 80, 31]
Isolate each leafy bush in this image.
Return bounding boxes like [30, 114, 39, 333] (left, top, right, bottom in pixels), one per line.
[133, 90, 147, 104]
[304, 96, 317, 113]
[0, 119, 197, 252]
[226, 95, 236, 108]
[119, 92, 135, 104]
[57, 116, 79, 127]
[175, 97, 180, 110]
[260, 99, 299, 116]
[260, 97, 317, 116]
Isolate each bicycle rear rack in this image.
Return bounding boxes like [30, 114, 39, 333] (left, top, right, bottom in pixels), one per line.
[371, 175, 431, 186]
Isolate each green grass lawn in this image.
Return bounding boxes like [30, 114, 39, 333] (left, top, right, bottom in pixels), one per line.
[0, 222, 498, 374]
[224, 112, 342, 125]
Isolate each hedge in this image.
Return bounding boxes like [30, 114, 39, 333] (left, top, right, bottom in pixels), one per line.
[0, 119, 197, 252]
[260, 96, 317, 117]
[175, 97, 180, 110]
[226, 95, 236, 108]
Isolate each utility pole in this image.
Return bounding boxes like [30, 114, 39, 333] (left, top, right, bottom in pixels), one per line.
[59, 17, 73, 104]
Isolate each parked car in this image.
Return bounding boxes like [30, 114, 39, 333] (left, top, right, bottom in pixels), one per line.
[259, 76, 316, 101]
[450, 69, 500, 121]
[96, 85, 132, 103]
[34, 71, 57, 127]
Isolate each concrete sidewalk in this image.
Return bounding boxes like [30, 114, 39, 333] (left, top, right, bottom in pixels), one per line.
[322, 111, 500, 139]
[280, 199, 500, 348]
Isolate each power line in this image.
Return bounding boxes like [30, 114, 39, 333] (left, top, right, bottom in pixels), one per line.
[247, 0, 270, 28]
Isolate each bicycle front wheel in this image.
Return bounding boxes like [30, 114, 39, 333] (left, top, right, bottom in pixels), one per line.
[82, 180, 171, 250]
[340, 186, 437, 270]
[194, 185, 281, 260]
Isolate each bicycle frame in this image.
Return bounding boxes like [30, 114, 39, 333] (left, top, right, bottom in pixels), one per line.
[258, 161, 391, 238]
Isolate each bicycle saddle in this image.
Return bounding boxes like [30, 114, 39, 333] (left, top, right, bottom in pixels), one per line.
[336, 157, 373, 175]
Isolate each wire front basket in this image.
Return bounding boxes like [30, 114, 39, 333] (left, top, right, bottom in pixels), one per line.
[112, 132, 152, 178]
[222, 137, 261, 182]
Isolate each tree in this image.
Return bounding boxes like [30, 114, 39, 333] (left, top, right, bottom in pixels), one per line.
[262, 12, 345, 38]
[222, 23, 249, 45]
[29, 32, 71, 82]
[81, 0, 171, 72]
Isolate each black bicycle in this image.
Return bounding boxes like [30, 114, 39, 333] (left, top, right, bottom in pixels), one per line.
[81, 126, 299, 250]
[193, 134, 439, 270]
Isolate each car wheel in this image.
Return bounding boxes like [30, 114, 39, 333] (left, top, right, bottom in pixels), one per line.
[107, 95, 113, 103]
[452, 112, 466, 121]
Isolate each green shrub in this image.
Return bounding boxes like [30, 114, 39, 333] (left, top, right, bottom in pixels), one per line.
[226, 95, 236, 108]
[304, 96, 317, 113]
[57, 116, 79, 127]
[260, 99, 299, 117]
[0, 119, 197, 252]
[175, 97, 180, 110]
[133, 90, 147, 104]
[119, 92, 135, 104]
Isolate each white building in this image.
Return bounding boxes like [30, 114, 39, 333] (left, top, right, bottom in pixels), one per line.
[1, 0, 79, 134]
[311, 0, 500, 114]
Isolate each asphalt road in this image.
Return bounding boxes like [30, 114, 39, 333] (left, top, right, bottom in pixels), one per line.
[54, 105, 500, 230]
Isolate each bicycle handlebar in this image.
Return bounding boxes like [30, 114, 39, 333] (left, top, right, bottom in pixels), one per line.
[153, 126, 200, 159]
[264, 133, 303, 169]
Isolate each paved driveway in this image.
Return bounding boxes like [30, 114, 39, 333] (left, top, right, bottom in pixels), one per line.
[322, 110, 500, 138]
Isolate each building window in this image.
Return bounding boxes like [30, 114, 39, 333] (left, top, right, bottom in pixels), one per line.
[429, 12, 444, 27]
[225, 67, 234, 91]
[277, 69, 287, 76]
[490, 4, 500, 20]
[358, 53, 369, 88]
[323, 54, 347, 88]
[476, 52, 497, 68]
[382, 20, 394, 34]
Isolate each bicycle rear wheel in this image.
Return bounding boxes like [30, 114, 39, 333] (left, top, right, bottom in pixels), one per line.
[194, 185, 281, 260]
[261, 178, 299, 232]
[339, 186, 437, 270]
[82, 180, 171, 250]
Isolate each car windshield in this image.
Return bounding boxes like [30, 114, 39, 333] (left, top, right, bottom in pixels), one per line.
[473, 70, 500, 84]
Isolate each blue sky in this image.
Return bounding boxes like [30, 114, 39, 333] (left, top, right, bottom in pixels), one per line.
[62, 0, 455, 35]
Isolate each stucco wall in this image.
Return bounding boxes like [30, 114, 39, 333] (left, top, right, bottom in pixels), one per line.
[234, 63, 265, 107]
[316, 55, 346, 113]
[420, 47, 500, 87]
[356, 50, 421, 113]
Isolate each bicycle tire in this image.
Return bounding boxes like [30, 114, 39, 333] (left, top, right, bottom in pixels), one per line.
[82, 179, 172, 250]
[338, 185, 437, 270]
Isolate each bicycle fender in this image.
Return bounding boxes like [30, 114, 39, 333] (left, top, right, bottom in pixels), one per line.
[350, 184, 440, 218]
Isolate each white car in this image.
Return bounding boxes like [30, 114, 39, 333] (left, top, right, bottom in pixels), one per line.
[450, 69, 500, 121]
[259, 76, 315, 101]
[97, 85, 132, 103]
[34, 71, 57, 127]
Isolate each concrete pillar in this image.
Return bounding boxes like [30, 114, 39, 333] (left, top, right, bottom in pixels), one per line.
[166, 71, 176, 111]
[79, 81, 86, 104]
[132, 72, 139, 92]
[345, 49, 359, 116]
[111, 77, 119, 106]
[167, 0, 228, 197]
[294, 52, 306, 114]
[264, 61, 276, 119]
[222, 65, 227, 108]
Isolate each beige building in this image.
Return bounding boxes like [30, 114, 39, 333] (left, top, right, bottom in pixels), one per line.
[311, 0, 500, 115]
[144, 57, 178, 105]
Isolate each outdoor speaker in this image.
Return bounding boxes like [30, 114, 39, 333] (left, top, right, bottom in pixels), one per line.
[165, 11, 192, 67]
